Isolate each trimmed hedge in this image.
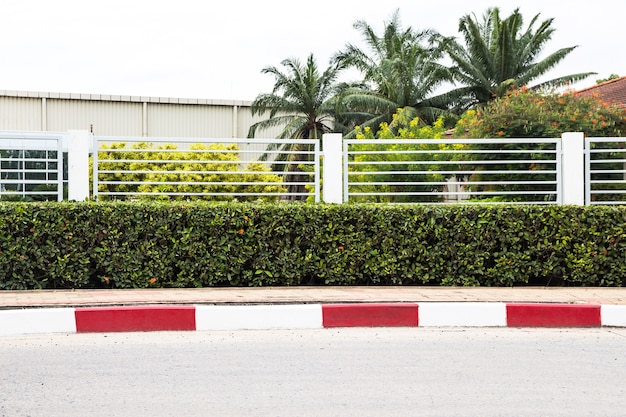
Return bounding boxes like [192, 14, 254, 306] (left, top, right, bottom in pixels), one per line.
[1, 202, 625, 289]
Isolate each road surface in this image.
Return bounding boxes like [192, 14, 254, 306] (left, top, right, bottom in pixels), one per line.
[1, 328, 625, 416]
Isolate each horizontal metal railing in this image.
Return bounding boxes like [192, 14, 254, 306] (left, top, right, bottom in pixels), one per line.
[92, 136, 320, 202]
[6, 131, 625, 206]
[343, 138, 561, 204]
[585, 137, 626, 205]
[0, 131, 65, 201]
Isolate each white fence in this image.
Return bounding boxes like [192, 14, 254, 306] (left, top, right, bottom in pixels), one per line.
[2, 130, 626, 205]
[92, 135, 321, 202]
[585, 137, 626, 205]
[0, 131, 65, 201]
[343, 137, 562, 204]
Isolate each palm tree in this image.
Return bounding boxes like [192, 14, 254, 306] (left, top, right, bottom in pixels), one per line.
[247, 54, 342, 201]
[332, 10, 453, 136]
[442, 7, 596, 110]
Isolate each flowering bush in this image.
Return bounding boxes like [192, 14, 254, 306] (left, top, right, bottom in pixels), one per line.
[452, 89, 626, 201]
[454, 87, 626, 138]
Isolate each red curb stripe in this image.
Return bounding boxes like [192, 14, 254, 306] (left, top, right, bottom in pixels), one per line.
[75, 306, 196, 333]
[322, 303, 418, 327]
[506, 303, 601, 327]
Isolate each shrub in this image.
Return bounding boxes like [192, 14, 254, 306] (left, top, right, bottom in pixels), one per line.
[1, 202, 625, 289]
[350, 110, 450, 202]
[454, 87, 626, 138]
[92, 142, 286, 201]
[453, 89, 626, 202]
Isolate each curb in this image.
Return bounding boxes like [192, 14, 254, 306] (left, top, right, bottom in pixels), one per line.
[2, 302, 626, 336]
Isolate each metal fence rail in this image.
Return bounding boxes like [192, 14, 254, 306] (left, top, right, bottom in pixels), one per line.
[0, 131, 65, 201]
[92, 136, 321, 202]
[585, 137, 626, 205]
[3, 130, 624, 206]
[343, 138, 562, 204]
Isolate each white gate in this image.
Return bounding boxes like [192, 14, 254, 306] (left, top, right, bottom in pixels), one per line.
[0, 131, 65, 201]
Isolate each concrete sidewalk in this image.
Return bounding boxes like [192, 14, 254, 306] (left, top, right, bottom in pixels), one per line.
[1, 286, 625, 308]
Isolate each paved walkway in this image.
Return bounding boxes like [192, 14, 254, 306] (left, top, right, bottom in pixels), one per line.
[1, 286, 625, 308]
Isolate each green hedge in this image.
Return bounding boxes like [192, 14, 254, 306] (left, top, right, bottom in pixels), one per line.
[1, 202, 625, 289]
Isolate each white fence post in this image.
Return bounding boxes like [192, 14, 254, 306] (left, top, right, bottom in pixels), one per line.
[67, 130, 91, 201]
[561, 132, 585, 205]
[322, 133, 343, 203]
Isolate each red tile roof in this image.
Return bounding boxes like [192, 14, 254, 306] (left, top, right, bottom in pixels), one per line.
[575, 76, 626, 108]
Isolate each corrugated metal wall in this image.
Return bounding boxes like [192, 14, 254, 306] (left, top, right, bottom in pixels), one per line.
[47, 99, 143, 136]
[237, 106, 278, 138]
[0, 91, 285, 139]
[0, 97, 42, 130]
[147, 103, 232, 138]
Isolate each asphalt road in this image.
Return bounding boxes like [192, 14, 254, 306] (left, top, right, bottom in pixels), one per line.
[1, 328, 625, 417]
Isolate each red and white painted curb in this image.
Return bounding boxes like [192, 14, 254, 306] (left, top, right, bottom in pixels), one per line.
[2, 302, 626, 336]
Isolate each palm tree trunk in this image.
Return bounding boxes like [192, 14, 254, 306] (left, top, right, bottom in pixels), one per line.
[285, 165, 307, 201]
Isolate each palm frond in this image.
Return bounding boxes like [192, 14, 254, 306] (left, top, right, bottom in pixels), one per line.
[443, 7, 595, 108]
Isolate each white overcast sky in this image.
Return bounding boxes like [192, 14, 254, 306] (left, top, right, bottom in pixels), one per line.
[0, 0, 622, 101]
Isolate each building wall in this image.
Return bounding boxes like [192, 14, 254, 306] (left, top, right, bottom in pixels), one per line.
[47, 99, 143, 136]
[0, 97, 42, 131]
[146, 102, 233, 138]
[0, 90, 281, 139]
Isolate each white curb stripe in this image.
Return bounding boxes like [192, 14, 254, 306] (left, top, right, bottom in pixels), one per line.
[601, 305, 626, 327]
[195, 304, 323, 330]
[418, 302, 507, 327]
[1, 303, 625, 336]
[0, 308, 77, 336]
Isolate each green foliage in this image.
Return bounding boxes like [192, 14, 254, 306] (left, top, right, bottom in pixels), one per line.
[443, 7, 595, 109]
[356, 110, 448, 140]
[247, 54, 337, 200]
[248, 7, 599, 140]
[455, 88, 626, 138]
[332, 10, 452, 135]
[350, 110, 450, 202]
[596, 74, 620, 84]
[0, 203, 93, 289]
[248, 54, 339, 141]
[92, 142, 285, 201]
[452, 88, 626, 202]
[0, 193, 34, 202]
[1, 202, 625, 289]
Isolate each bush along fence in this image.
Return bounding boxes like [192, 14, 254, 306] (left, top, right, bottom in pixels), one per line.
[1, 202, 626, 290]
[2, 131, 626, 290]
[2, 130, 626, 205]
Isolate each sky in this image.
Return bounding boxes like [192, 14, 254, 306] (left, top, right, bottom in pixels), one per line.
[0, 0, 622, 102]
